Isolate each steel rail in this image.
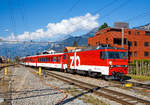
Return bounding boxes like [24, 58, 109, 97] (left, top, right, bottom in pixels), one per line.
[111, 80, 150, 90]
[46, 71, 150, 105]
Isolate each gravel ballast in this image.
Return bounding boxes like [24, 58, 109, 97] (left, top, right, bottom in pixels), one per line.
[7, 65, 90, 105]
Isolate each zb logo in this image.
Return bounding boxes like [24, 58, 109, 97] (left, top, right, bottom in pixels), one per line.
[70, 56, 80, 67]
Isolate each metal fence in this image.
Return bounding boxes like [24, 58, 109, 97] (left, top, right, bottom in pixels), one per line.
[128, 60, 150, 76]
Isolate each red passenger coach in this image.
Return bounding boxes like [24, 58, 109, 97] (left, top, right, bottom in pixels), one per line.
[21, 46, 128, 80]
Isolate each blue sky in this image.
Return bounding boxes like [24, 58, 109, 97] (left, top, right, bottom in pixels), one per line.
[0, 0, 150, 41]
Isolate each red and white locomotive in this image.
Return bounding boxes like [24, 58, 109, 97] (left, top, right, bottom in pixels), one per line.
[21, 46, 128, 80]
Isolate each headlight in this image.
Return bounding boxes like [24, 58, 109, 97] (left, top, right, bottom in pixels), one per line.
[109, 61, 112, 65]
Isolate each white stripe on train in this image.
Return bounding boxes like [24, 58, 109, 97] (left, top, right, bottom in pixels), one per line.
[24, 62, 109, 75]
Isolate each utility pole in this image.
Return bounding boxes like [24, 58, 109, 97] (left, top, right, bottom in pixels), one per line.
[121, 28, 124, 48]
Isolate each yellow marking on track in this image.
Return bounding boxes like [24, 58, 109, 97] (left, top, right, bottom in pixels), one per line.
[125, 83, 132, 87]
[4, 67, 8, 75]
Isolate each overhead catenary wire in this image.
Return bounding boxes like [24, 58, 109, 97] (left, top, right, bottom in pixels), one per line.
[3, 0, 131, 45]
[8, 0, 17, 36]
[92, 0, 118, 14]
[61, 0, 80, 20]
[124, 10, 150, 22]
[100, 0, 130, 20]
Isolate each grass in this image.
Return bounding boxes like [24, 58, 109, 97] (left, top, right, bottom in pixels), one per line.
[127, 74, 150, 81]
[64, 86, 108, 105]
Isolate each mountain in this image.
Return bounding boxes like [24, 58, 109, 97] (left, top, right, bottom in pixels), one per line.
[0, 28, 98, 59]
[61, 27, 98, 47]
[133, 23, 150, 30]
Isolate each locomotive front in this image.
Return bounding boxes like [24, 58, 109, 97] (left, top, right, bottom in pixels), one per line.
[100, 49, 128, 80]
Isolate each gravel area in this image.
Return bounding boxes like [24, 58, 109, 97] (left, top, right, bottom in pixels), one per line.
[7, 65, 91, 105]
[3, 65, 149, 105]
[10, 66, 64, 105]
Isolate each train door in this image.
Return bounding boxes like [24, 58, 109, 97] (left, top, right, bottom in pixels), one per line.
[61, 54, 69, 70]
[61, 55, 64, 69]
[36, 57, 38, 67]
[67, 54, 70, 69]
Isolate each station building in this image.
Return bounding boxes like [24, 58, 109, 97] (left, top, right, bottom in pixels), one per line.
[88, 23, 150, 62]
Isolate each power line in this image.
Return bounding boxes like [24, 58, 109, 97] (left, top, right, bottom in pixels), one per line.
[8, 0, 17, 35]
[17, 0, 27, 30]
[61, 0, 80, 19]
[92, 0, 118, 14]
[99, 0, 130, 20]
[125, 10, 150, 22]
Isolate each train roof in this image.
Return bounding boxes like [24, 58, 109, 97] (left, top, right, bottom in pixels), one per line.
[22, 52, 64, 58]
[21, 45, 126, 59]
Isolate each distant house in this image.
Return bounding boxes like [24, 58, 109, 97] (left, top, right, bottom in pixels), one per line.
[42, 50, 56, 54]
[64, 46, 86, 52]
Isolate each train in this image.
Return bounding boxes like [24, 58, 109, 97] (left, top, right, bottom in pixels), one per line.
[20, 46, 128, 81]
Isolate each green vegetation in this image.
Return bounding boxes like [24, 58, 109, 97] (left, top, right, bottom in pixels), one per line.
[128, 60, 150, 76]
[72, 40, 78, 47]
[127, 74, 150, 81]
[98, 23, 109, 31]
[134, 59, 150, 64]
[14, 56, 20, 63]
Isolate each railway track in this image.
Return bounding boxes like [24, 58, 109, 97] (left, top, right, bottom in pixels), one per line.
[111, 80, 150, 90]
[126, 81, 150, 89]
[46, 70, 150, 105]
[0, 63, 16, 70]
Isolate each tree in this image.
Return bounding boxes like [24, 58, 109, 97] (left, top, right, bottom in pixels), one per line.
[98, 23, 109, 31]
[72, 41, 78, 47]
[14, 56, 20, 63]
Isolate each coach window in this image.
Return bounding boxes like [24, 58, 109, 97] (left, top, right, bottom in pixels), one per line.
[51, 57, 53, 62]
[49, 57, 50, 62]
[56, 56, 59, 62]
[54, 57, 56, 62]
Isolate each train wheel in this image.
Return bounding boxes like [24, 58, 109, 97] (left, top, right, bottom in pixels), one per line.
[64, 69, 68, 73]
[88, 72, 97, 78]
[70, 69, 75, 74]
[102, 75, 111, 81]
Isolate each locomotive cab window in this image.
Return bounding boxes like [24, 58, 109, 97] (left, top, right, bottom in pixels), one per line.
[100, 51, 127, 59]
[100, 52, 107, 59]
